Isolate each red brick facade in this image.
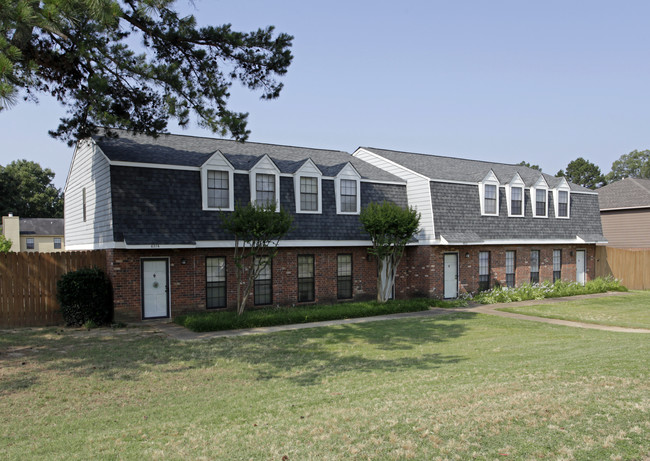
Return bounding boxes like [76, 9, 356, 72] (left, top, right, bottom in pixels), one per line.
[104, 244, 597, 322]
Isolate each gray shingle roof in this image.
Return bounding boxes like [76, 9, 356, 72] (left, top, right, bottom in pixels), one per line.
[94, 130, 403, 182]
[19, 218, 64, 236]
[598, 178, 650, 210]
[360, 147, 592, 191]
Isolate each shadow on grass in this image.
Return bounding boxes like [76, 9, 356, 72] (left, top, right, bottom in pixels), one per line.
[0, 312, 476, 390]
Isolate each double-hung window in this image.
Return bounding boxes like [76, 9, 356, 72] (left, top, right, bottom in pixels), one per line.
[300, 177, 318, 212]
[553, 250, 562, 283]
[530, 250, 540, 284]
[26, 238, 34, 250]
[478, 251, 490, 291]
[337, 254, 353, 299]
[297, 255, 315, 302]
[535, 189, 547, 217]
[484, 185, 497, 215]
[256, 174, 276, 207]
[557, 191, 569, 218]
[340, 179, 358, 213]
[510, 187, 523, 216]
[254, 256, 272, 305]
[207, 171, 230, 208]
[53, 238, 62, 249]
[206, 257, 226, 309]
[505, 251, 516, 288]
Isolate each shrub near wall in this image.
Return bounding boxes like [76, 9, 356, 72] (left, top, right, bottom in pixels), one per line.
[470, 277, 627, 305]
[57, 267, 113, 326]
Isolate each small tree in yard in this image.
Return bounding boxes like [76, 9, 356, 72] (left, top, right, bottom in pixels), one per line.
[221, 202, 292, 315]
[360, 202, 421, 303]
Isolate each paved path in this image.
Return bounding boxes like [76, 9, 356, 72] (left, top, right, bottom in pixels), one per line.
[148, 291, 649, 341]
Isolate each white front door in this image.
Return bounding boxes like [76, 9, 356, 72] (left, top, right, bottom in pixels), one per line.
[142, 259, 169, 319]
[444, 253, 458, 298]
[576, 250, 586, 286]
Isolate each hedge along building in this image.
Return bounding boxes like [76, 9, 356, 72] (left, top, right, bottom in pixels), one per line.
[64, 131, 605, 321]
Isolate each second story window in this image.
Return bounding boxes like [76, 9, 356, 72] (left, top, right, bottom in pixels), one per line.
[510, 187, 523, 215]
[26, 238, 34, 250]
[340, 179, 358, 213]
[558, 190, 569, 218]
[53, 238, 62, 249]
[300, 177, 318, 212]
[256, 174, 276, 207]
[207, 171, 229, 208]
[535, 189, 547, 217]
[484, 184, 497, 214]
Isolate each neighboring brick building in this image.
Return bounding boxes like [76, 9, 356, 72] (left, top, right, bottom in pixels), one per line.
[64, 130, 605, 321]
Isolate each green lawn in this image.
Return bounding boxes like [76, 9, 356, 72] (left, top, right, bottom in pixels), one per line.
[1, 313, 648, 460]
[498, 291, 650, 329]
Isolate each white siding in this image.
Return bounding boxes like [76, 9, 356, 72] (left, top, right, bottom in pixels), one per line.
[64, 139, 114, 249]
[353, 148, 435, 242]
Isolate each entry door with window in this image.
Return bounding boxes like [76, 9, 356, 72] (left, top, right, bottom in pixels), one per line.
[576, 250, 586, 286]
[444, 253, 458, 298]
[142, 259, 169, 319]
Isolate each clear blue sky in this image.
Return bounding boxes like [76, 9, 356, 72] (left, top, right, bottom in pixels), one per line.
[2, 0, 650, 189]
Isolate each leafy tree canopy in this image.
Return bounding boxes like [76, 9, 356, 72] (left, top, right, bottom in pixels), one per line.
[1, 0, 293, 144]
[517, 161, 542, 172]
[606, 149, 650, 182]
[556, 157, 605, 189]
[0, 233, 12, 252]
[360, 201, 420, 303]
[0, 159, 63, 217]
[221, 202, 292, 314]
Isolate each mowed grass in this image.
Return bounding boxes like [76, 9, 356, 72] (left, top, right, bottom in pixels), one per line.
[499, 291, 650, 329]
[1, 313, 649, 460]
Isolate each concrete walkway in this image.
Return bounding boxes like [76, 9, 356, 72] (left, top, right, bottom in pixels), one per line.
[147, 291, 649, 341]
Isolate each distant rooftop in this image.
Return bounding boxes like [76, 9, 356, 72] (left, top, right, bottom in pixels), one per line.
[18, 218, 64, 236]
[598, 178, 650, 210]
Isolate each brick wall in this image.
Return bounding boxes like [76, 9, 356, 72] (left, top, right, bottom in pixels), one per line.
[106, 243, 597, 322]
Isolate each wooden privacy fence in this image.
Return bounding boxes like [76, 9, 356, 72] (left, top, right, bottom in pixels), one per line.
[596, 246, 650, 290]
[0, 251, 107, 328]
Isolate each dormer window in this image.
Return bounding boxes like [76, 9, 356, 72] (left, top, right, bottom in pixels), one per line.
[506, 173, 525, 217]
[300, 177, 318, 211]
[294, 159, 323, 214]
[207, 170, 229, 208]
[256, 173, 275, 206]
[201, 151, 234, 211]
[531, 176, 549, 218]
[249, 155, 281, 211]
[335, 163, 361, 215]
[553, 178, 571, 219]
[479, 170, 500, 216]
[510, 187, 523, 215]
[484, 185, 497, 214]
[535, 189, 547, 216]
[557, 191, 569, 217]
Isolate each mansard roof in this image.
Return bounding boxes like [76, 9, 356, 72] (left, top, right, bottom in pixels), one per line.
[93, 130, 403, 183]
[359, 147, 592, 192]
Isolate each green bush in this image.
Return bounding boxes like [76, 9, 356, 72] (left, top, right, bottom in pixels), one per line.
[175, 297, 467, 332]
[57, 267, 113, 326]
[470, 277, 626, 305]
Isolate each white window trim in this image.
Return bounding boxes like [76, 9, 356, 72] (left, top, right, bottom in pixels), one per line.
[478, 170, 500, 216]
[249, 155, 281, 212]
[294, 159, 323, 214]
[506, 173, 525, 217]
[201, 151, 235, 211]
[553, 179, 571, 219]
[335, 163, 361, 215]
[531, 176, 549, 218]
